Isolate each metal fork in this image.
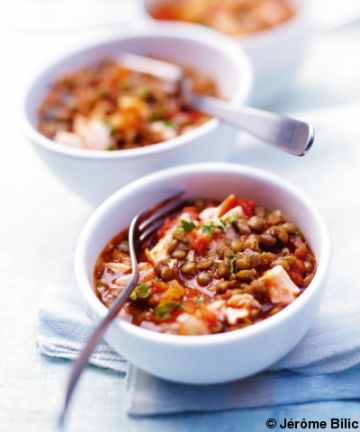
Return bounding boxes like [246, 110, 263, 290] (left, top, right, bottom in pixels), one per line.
[120, 53, 314, 157]
[58, 191, 186, 431]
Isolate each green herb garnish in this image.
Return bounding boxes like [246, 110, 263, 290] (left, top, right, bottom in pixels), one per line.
[229, 216, 237, 224]
[138, 85, 151, 98]
[194, 296, 204, 303]
[150, 110, 165, 121]
[219, 219, 227, 230]
[130, 283, 151, 301]
[163, 119, 173, 127]
[181, 219, 196, 232]
[229, 215, 239, 231]
[294, 230, 302, 237]
[154, 301, 180, 320]
[202, 221, 215, 234]
[230, 259, 237, 274]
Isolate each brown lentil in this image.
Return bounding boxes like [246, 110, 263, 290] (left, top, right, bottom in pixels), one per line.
[181, 261, 197, 276]
[248, 215, 266, 233]
[197, 272, 213, 286]
[236, 269, 257, 282]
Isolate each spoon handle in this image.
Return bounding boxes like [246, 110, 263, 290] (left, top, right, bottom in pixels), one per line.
[190, 94, 314, 156]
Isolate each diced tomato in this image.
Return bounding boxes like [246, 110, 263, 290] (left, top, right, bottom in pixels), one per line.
[152, 5, 178, 20]
[186, 111, 203, 122]
[289, 235, 304, 249]
[151, 279, 168, 293]
[237, 198, 256, 218]
[218, 194, 256, 218]
[295, 243, 308, 260]
[199, 308, 220, 328]
[190, 234, 210, 256]
[157, 217, 177, 238]
[295, 259, 305, 274]
[218, 194, 238, 216]
[288, 269, 304, 287]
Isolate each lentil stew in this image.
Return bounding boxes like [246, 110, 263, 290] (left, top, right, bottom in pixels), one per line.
[94, 194, 316, 335]
[38, 58, 217, 151]
[151, 0, 296, 36]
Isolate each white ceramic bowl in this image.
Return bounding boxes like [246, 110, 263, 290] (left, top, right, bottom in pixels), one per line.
[75, 163, 331, 384]
[22, 24, 252, 204]
[142, 0, 312, 105]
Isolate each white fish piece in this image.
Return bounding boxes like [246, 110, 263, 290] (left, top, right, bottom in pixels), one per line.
[177, 313, 210, 335]
[105, 262, 131, 274]
[224, 293, 261, 325]
[149, 212, 197, 265]
[119, 308, 133, 323]
[138, 262, 154, 277]
[148, 231, 175, 264]
[114, 262, 154, 287]
[180, 211, 197, 222]
[114, 273, 132, 287]
[148, 121, 177, 142]
[224, 307, 249, 325]
[199, 206, 219, 221]
[221, 205, 244, 222]
[54, 130, 84, 149]
[140, 321, 162, 332]
[226, 293, 260, 309]
[74, 115, 111, 150]
[206, 300, 225, 312]
[262, 265, 300, 305]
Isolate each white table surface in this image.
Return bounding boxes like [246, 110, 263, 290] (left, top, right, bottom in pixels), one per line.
[1, 2, 360, 431]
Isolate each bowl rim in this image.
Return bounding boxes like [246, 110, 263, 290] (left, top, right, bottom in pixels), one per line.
[75, 162, 331, 347]
[22, 23, 253, 161]
[141, 0, 312, 50]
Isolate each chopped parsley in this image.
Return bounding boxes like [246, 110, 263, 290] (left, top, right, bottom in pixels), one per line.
[202, 221, 215, 234]
[163, 119, 173, 127]
[230, 259, 237, 274]
[130, 283, 151, 301]
[229, 216, 237, 224]
[181, 219, 196, 232]
[194, 296, 204, 303]
[138, 85, 151, 98]
[229, 215, 239, 231]
[154, 301, 180, 320]
[219, 219, 227, 229]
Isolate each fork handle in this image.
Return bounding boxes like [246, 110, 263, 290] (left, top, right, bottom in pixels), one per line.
[190, 94, 314, 156]
[58, 275, 138, 431]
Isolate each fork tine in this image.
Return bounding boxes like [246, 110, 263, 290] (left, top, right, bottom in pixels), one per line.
[139, 219, 165, 243]
[139, 203, 186, 244]
[139, 193, 186, 232]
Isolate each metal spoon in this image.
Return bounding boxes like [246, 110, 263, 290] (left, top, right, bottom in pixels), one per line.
[121, 53, 314, 156]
